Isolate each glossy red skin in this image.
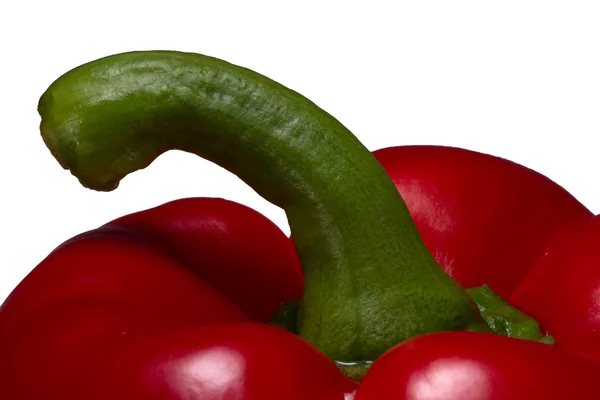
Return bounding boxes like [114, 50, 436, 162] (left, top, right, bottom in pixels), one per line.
[2, 168, 595, 398]
[373, 145, 592, 298]
[511, 215, 600, 358]
[0, 229, 353, 399]
[105, 197, 303, 322]
[355, 331, 600, 400]
[0, 231, 248, 341]
[0, 313, 355, 398]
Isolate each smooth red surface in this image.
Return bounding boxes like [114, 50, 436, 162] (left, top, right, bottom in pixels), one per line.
[373, 145, 592, 298]
[511, 215, 600, 359]
[0, 316, 355, 399]
[105, 197, 303, 322]
[355, 331, 600, 400]
[0, 220, 352, 399]
[0, 232, 248, 340]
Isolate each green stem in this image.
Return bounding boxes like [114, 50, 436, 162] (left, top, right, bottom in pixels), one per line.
[38, 50, 484, 365]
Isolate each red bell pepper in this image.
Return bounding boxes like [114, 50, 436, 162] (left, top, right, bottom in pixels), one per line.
[4, 50, 600, 399]
[4, 196, 600, 399]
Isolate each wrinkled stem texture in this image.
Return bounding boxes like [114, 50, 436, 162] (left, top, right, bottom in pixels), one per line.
[38, 51, 481, 363]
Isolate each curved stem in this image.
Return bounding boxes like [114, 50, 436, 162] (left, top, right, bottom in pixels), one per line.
[38, 50, 483, 363]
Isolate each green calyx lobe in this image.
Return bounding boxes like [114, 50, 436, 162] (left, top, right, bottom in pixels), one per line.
[38, 50, 483, 364]
[467, 285, 555, 344]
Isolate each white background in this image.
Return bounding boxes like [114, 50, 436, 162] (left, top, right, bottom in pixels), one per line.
[1, 1, 600, 303]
